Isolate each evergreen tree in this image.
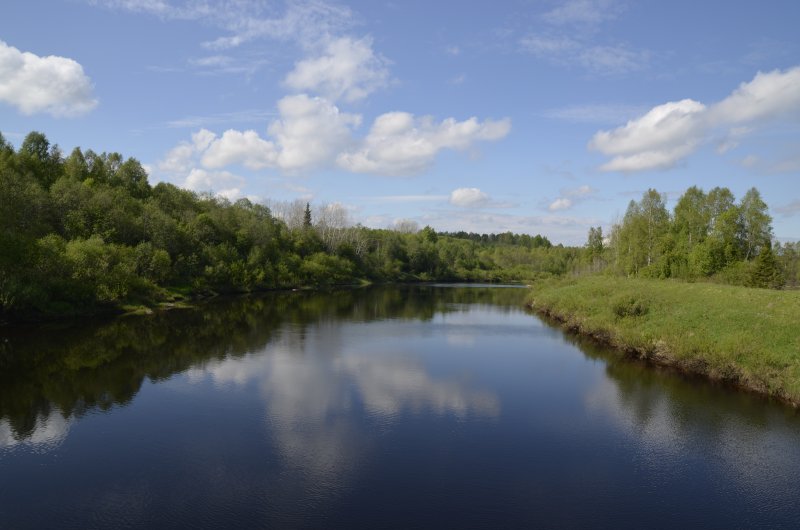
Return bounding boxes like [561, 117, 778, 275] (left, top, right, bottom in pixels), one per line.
[750, 242, 784, 289]
[303, 202, 312, 229]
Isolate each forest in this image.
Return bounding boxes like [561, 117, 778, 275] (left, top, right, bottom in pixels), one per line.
[0, 132, 579, 319]
[1, 131, 797, 320]
[593, 187, 799, 289]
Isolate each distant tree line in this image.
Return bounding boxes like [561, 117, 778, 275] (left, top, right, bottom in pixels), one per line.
[439, 231, 553, 248]
[588, 186, 798, 289]
[0, 131, 579, 319]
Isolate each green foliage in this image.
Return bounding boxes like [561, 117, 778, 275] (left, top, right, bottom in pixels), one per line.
[712, 261, 754, 287]
[776, 242, 800, 288]
[586, 226, 603, 256]
[0, 131, 581, 320]
[420, 225, 438, 243]
[608, 186, 792, 288]
[739, 187, 772, 261]
[749, 242, 784, 289]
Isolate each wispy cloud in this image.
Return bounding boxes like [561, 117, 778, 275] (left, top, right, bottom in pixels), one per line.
[775, 199, 800, 217]
[165, 109, 277, 129]
[770, 152, 800, 174]
[369, 195, 449, 203]
[738, 149, 800, 175]
[0, 130, 24, 141]
[541, 0, 624, 26]
[547, 185, 596, 211]
[578, 44, 649, 74]
[544, 103, 647, 124]
[90, 0, 356, 50]
[92, 0, 358, 82]
[740, 154, 760, 168]
[519, 34, 579, 56]
[518, 0, 648, 75]
[187, 52, 271, 76]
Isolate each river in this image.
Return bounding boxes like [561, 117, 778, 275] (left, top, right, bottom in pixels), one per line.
[1, 285, 799, 528]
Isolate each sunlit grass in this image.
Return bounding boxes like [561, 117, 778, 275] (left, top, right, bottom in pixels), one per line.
[528, 276, 800, 404]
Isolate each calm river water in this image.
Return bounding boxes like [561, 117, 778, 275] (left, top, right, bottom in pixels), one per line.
[1, 285, 799, 528]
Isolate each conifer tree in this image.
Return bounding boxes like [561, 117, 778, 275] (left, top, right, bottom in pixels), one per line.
[303, 202, 312, 229]
[750, 241, 783, 289]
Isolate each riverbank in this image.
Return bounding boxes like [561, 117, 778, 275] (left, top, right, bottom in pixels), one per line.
[0, 281, 369, 324]
[1, 279, 525, 325]
[527, 276, 800, 406]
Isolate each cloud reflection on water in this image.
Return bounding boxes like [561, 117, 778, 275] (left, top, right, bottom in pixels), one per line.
[187, 321, 499, 482]
[0, 413, 72, 451]
[336, 353, 498, 418]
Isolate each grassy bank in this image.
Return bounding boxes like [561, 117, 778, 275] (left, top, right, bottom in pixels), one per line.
[527, 276, 800, 405]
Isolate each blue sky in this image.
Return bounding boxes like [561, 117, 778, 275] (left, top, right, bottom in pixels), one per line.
[2, 0, 799, 244]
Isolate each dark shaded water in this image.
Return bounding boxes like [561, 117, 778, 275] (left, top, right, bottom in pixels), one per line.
[1, 285, 799, 528]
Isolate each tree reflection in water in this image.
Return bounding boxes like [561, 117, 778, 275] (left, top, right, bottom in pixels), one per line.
[0, 285, 521, 447]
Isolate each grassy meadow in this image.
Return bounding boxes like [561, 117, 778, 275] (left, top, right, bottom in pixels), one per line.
[527, 276, 800, 405]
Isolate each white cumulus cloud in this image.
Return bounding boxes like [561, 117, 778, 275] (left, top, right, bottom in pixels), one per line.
[0, 40, 97, 117]
[590, 99, 706, 172]
[708, 67, 800, 125]
[450, 188, 490, 208]
[159, 99, 509, 181]
[161, 95, 361, 178]
[202, 129, 278, 169]
[338, 113, 511, 175]
[590, 66, 800, 172]
[284, 36, 389, 103]
[267, 94, 361, 170]
[184, 167, 246, 200]
[158, 128, 217, 174]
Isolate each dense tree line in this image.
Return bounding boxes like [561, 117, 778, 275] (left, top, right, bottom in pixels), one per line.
[0, 132, 580, 319]
[439, 231, 553, 248]
[598, 186, 797, 288]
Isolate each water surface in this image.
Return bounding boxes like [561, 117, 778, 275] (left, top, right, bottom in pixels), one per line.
[1, 285, 799, 528]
